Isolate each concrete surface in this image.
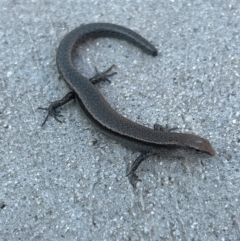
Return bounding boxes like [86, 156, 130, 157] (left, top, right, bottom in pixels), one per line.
[1, 0, 240, 240]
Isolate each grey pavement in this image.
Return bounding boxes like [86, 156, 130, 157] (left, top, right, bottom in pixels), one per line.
[0, 0, 240, 240]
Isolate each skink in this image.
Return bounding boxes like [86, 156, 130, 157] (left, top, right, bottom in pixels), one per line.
[40, 23, 215, 184]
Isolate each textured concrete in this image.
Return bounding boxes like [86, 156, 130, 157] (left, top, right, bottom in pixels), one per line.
[1, 0, 240, 240]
